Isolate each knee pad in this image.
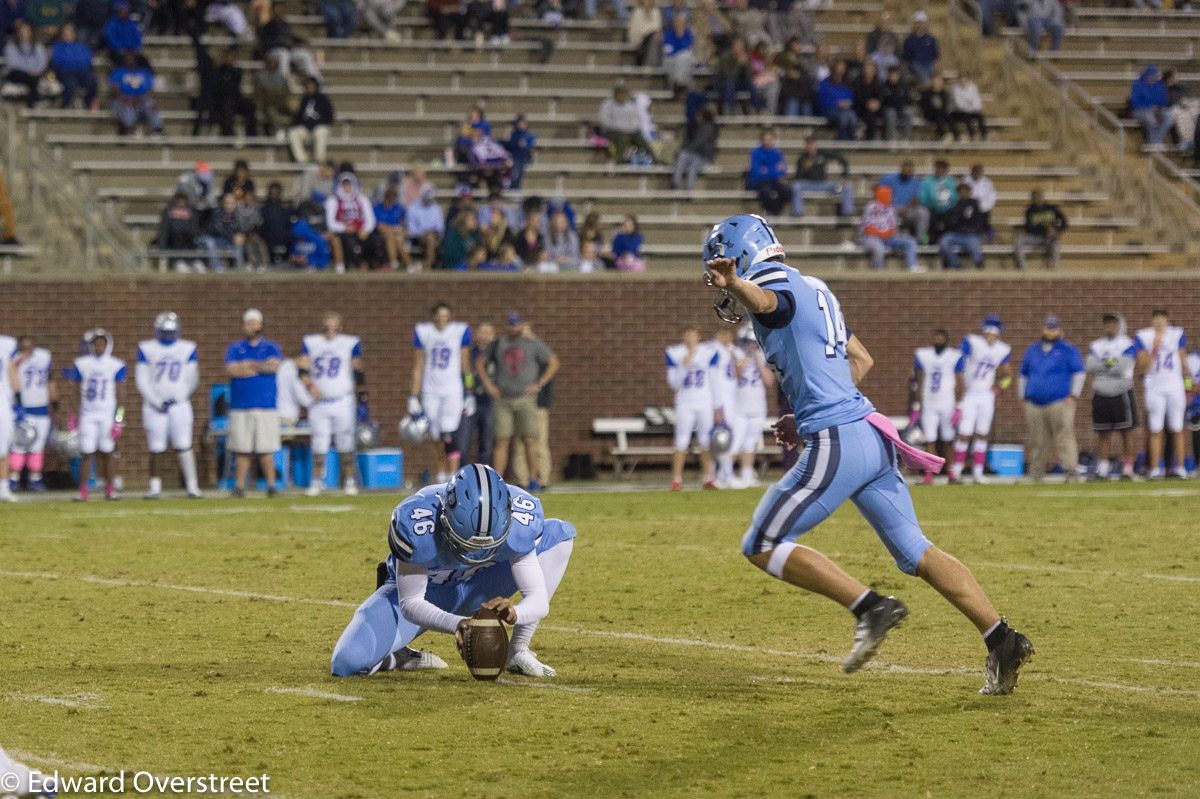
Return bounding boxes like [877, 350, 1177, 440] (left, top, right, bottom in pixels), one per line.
[971, 438, 988, 453]
[765, 542, 799, 579]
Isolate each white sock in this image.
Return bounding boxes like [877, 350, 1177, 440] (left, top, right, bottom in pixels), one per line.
[951, 439, 969, 479]
[740, 464, 754, 482]
[178, 449, 199, 494]
[971, 439, 987, 477]
[510, 539, 573, 654]
[718, 453, 735, 482]
[148, 476, 163, 494]
[1097, 458, 1110, 478]
[0, 482, 10, 498]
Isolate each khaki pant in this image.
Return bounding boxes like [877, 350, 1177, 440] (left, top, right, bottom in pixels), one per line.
[512, 408, 551, 486]
[1024, 400, 1078, 480]
[288, 124, 330, 162]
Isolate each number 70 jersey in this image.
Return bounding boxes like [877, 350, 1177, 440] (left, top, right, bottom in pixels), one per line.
[745, 263, 874, 437]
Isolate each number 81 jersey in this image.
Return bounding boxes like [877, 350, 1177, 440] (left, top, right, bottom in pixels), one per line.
[387, 484, 544, 583]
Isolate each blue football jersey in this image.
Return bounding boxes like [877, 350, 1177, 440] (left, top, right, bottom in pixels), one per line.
[387, 484, 544, 586]
[746, 263, 874, 436]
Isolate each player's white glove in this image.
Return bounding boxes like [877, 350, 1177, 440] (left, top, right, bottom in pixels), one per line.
[463, 394, 477, 417]
[407, 395, 422, 416]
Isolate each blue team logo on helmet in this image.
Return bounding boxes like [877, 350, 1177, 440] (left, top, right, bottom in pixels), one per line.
[440, 464, 513, 565]
[154, 311, 181, 343]
[703, 214, 786, 278]
[981, 314, 1004, 334]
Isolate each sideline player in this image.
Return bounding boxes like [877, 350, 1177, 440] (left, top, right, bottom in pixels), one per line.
[298, 312, 365, 496]
[709, 326, 739, 487]
[666, 326, 719, 490]
[8, 336, 55, 493]
[0, 331, 15, 502]
[1086, 313, 1137, 480]
[330, 464, 576, 678]
[136, 312, 202, 499]
[410, 302, 473, 484]
[65, 329, 126, 502]
[704, 214, 1033, 695]
[910, 329, 962, 485]
[730, 324, 773, 488]
[950, 315, 1012, 484]
[1132, 309, 1190, 479]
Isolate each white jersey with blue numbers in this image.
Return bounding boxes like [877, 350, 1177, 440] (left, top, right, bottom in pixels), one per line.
[387, 484, 543, 586]
[709, 340, 738, 414]
[15, 347, 52, 409]
[735, 347, 769, 417]
[415, 321, 472, 396]
[745, 265, 874, 436]
[301, 333, 361, 399]
[1132, 326, 1187, 392]
[914, 346, 962, 411]
[136, 338, 198, 404]
[70, 354, 127, 418]
[958, 335, 1011, 396]
[665, 341, 719, 407]
[0, 335, 17, 402]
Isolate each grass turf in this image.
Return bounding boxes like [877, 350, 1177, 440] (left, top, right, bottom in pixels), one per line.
[2, 484, 1200, 798]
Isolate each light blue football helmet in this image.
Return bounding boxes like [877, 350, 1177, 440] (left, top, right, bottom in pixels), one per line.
[703, 214, 786, 324]
[440, 464, 513, 564]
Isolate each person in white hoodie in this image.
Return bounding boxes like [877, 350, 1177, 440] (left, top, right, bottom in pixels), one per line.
[324, 172, 383, 273]
[963, 163, 997, 240]
[950, 75, 987, 141]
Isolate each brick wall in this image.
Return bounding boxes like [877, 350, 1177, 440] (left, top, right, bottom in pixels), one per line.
[2, 275, 1196, 486]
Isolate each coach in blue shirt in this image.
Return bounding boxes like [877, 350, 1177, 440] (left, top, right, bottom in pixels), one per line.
[224, 308, 282, 497]
[1019, 314, 1084, 482]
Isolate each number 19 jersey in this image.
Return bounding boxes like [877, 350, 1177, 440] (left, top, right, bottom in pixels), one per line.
[414, 321, 472, 396]
[301, 333, 362, 399]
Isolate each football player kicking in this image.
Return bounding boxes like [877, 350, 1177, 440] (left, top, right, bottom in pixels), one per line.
[298, 313, 365, 496]
[950, 315, 1012, 484]
[331, 464, 575, 678]
[65, 329, 126, 502]
[137, 312, 202, 499]
[704, 214, 1033, 695]
[1132, 309, 1190, 479]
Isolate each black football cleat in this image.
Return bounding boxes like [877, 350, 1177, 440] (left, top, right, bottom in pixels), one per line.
[979, 628, 1035, 695]
[843, 596, 908, 673]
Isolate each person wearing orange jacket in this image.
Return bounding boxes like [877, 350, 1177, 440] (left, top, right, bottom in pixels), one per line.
[858, 185, 923, 272]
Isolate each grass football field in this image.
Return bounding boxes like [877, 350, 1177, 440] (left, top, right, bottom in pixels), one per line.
[2, 483, 1199, 798]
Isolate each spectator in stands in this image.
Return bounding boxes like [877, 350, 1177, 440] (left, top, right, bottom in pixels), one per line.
[714, 37, 762, 115]
[2, 21, 44, 108]
[672, 104, 717, 191]
[579, 212, 611, 270]
[156, 191, 203, 273]
[200, 192, 245, 272]
[205, 0, 253, 42]
[859, 185, 921, 272]
[325, 172, 382, 272]
[880, 66, 914, 141]
[222, 160, 255, 201]
[259, 182, 294, 266]
[791, 134, 852, 218]
[919, 159, 956, 242]
[843, 37, 869, 85]
[0, 0, 26, 38]
[442, 208, 482, 270]
[109, 49, 162, 135]
[294, 159, 335, 204]
[1131, 65, 1172, 146]
[427, 0, 464, 39]
[481, 197, 514, 258]
[776, 36, 814, 116]
[289, 212, 331, 269]
[372, 187, 408, 270]
[1014, 188, 1068, 270]
[866, 11, 898, 55]
[73, 0, 107, 49]
[50, 23, 96, 109]
[729, 0, 766, 48]
[405, 185, 444, 270]
[939, 182, 986, 270]
[599, 86, 656, 164]
[963, 163, 996, 239]
[543, 196, 576, 236]
[362, 0, 405, 41]
[0, 171, 18, 244]
[506, 115, 536, 190]
[514, 213, 546, 269]
[1023, 0, 1064, 53]
[260, 2, 321, 80]
[810, 40, 831, 83]
[818, 59, 857, 141]
[1019, 315, 1084, 483]
[749, 40, 779, 117]
[237, 190, 269, 270]
[628, 0, 661, 68]
[695, 0, 730, 67]
[104, 1, 141, 58]
[663, 12, 695, 96]
[214, 48, 258, 136]
[901, 10, 938, 85]
[224, 308, 282, 498]
[402, 161, 434, 207]
[585, 0, 627, 24]
[177, 161, 217, 222]
[853, 60, 885, 140]
[253, 56, 293, 138]
[919, 73, 957, 142]
[318, 0, 356, 38]
[30, 0, 65, 37]
[879, 160, 929, 244]
[544, 210, 580, 272]
[980, 0, 1019, 37]
[289, 77, 333, 163]
[748, 128, 788, 216]
[467, 124, 512, 193]
[767, 2, 817, 49]
[870, 36, 900, 77]
[950, 73, 987, 141]
[610, 214, 644, 271]
[660, 0, 686, 27]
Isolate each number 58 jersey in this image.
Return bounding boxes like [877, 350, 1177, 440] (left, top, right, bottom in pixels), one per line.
[301, 333, 362, 399]
[745, 264, 874, 437]
[386, 484, 543, 583]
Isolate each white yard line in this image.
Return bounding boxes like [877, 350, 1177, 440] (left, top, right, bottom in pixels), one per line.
[264, 687, 363, 702]
[1126, 658, 1200, 669]
[495, 678, 595, 693]
[53, 504, 355, 519]
[8, 692, 104, 709]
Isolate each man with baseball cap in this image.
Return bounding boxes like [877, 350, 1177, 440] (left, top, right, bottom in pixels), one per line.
[224, 308, 283, 497]
[1018, 314, 1085, 482]
[902, 10, 939, 85]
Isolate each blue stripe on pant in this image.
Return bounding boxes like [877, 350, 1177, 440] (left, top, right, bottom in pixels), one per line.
[331, 519, 577, 677]
[741, 418, 933, 575]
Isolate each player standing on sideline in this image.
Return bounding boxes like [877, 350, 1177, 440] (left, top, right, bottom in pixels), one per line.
[0, 331, 16, 502]
[730, 324, 774, 488]
[410, 302, 473, 484]
[910, 329, 962, 485]
[704, 214, 1033, 694]
[65, 329, 126, 502]
[331, 464, 576, 678]
[298, 313, 365, 496]
[1132, 309, 1190, 479]
[1086, 313, 1137, 480]
[949, 315, 1012, 484]
[8, 336, 55, 493]
[709, 326, 739, 488]
[136, 312, 202, 499]
[666, 326, 719, 491]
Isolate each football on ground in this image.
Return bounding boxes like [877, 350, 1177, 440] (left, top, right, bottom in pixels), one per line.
[2, 485, 1199, 797]
[462, 607, 509, 681]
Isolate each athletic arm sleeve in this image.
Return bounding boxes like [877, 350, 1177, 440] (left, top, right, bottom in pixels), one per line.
[510, 549, 550, 626]
[135, 360, 157, 403]
[1018, 376, 1028, 399]
[392, 561, 468, 635]
[183, 359, 199, 396]
[1070, 371, 1086, 398]
[665, 350, 684, 391]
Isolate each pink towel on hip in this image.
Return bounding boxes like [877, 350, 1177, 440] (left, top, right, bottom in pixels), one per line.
[865, 412, 946, 473]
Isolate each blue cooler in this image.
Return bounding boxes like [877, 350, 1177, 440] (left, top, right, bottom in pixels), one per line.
[357, 448, 403, 489]
[987, 444, 1024, 477]
[293, 453, 340, 488]
[69, 457, 99, 489]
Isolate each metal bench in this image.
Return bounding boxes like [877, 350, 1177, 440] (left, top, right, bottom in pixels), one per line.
[592, 416, 781, 478]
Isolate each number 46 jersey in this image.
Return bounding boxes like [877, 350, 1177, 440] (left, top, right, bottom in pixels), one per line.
[386, 484, 543, 583]
[745, 264, 874, 437]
